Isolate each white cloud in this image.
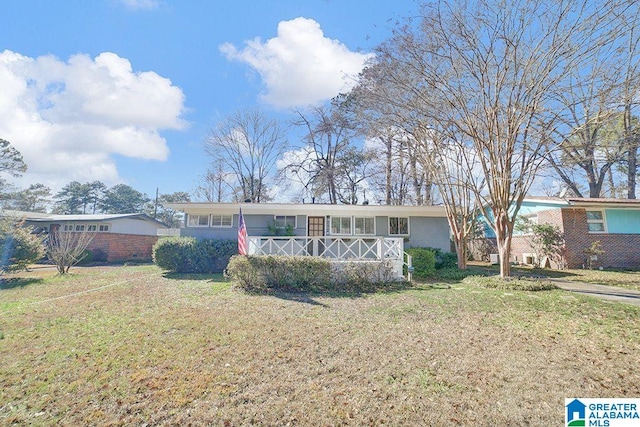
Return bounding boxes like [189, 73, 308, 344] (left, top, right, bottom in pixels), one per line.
[0, 50, 186, 190]
[220, 17, 374, 108]
[118, 0, 160, 11]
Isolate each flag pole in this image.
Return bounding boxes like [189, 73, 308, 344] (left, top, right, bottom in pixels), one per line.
[238, 206, 248, 255]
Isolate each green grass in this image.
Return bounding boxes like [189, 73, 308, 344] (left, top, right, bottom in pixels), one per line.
[1, 264, 639, 425]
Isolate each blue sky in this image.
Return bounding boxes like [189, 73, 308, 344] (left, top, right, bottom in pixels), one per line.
[0, 0, 418, 200]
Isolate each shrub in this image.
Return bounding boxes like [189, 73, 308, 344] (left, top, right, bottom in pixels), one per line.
[153, 237, 237, 273]
[77, 249, 94, 265]
[461, 275, 558, 291]
[433, 268, 475, 282]
[0, 220, 45, 273]
[225, 255, 333, 292]
[436, 251, 458, 269]
[335, 260, 397, 291]
[405, 248, 436, 279]
[46, 228, 95, 274]
[225, 256, 402, 293]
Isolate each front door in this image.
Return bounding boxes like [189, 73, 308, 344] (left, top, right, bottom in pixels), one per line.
[307, 216, 325, 256]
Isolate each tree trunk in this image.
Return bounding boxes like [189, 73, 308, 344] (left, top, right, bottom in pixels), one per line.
[384, 137, 393, 205]
[495, 211, 513, 278]
[445, 215, 468, 270]
[454, 233, 468, 270]
[628, 148, 637, 199]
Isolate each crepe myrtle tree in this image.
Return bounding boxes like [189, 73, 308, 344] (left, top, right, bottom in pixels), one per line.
[365, 0, 626, 277]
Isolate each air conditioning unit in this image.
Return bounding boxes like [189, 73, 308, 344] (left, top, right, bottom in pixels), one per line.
[522, 253, 536, 265]
[490, 253, 499, 264]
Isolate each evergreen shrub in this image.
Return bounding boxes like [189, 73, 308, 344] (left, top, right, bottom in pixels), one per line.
[405, 248, 436, 279]
[225, 255, 402, 293]
[0, 220, 45, 273]
[153, 237, 236, 273]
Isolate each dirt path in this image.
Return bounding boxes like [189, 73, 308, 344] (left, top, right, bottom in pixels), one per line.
[551, 279, 640, 306]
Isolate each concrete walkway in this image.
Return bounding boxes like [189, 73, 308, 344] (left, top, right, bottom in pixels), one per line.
[550, 279, 640, 307]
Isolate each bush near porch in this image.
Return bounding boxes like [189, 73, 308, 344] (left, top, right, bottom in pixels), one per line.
[405, 248, 437, 279]
[153, 237, 236, 273]
[225, 255, 401, 293]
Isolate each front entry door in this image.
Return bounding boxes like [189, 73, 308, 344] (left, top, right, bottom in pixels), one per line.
[307, 216, 325, 256]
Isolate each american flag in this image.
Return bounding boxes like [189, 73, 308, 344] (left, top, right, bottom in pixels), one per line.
[238, 208, 248, 255]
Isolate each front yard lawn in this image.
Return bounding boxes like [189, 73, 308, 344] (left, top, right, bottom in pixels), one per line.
[1, 264, 639, 425]
[467, 262, 640, 291]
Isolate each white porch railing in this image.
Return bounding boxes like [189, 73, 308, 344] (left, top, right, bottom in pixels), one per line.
[247, 236, 411, 280]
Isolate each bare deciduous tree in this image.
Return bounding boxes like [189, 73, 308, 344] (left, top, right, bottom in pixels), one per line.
[546, 59, 628, 198]
[418, 128, 482, 270]
[193, 161, 235, 202]
[618, 4, 640, 199]
[204, 108, 288, 203]
[288, 105, 369, 204]
[47, 226, 95, 274]
[345, 68, 434, 206]
[366, 0, 624, 277]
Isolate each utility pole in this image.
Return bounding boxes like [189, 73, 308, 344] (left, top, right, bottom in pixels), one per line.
[153, 187, 159, 217]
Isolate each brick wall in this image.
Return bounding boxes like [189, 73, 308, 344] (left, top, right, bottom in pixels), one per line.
[561, 208, 640, 269]
[87, 233, 159, 262]
[510, 209, 565, 268]
[495, 207, 640, 269]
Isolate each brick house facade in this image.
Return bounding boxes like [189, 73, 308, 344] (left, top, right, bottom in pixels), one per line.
[86, 233, 160, 262]
[509, 199, 640, 269]
[19, 213, 167, 263]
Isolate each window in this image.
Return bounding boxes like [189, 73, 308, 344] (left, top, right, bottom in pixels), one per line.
[211, 214, 232, 227]
[330, 216, 352, 235]
[63, 224, 74, 232]
[586, 210, 606, 233]
[274, 215, 296, 229]
[389, 217, 409, 235]
[87, 224, 97, 232]
[75, 224, 85, 232]
[188, 214, 209, 227]
[99, 224, 110, 232]
[354, 217, 375, 235]
[517, 214, 538, 235]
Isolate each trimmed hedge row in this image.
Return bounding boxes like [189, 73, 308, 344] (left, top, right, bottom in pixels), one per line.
[153, 237, 237, 273]
[225, 255, 401, 293]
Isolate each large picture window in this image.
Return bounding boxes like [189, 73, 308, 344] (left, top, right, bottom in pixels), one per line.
[586, 210, 606, 233]
[330, 216, 352, 235]
[354, 217, 375, 235]
[274, 215, 296, 229]
[188, 214, 209, 227]
[389, 217, 409, 235]
[211, 214, 232, 227]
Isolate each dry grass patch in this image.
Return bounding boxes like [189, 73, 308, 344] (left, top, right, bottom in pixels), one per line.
[1, 265, 639, 425]
[559, 269, 640, 291]
[468, 262, 640, 291]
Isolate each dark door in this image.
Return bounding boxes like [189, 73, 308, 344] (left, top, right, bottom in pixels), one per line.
[307, 216, 325, 255]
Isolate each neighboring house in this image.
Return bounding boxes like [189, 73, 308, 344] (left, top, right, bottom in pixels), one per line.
[8, 211, 168, 262]
[163, 202, 452, 279]
[485, 197, 640, 269]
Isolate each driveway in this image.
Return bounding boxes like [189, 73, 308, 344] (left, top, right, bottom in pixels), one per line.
[551, 279, 640, 307]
